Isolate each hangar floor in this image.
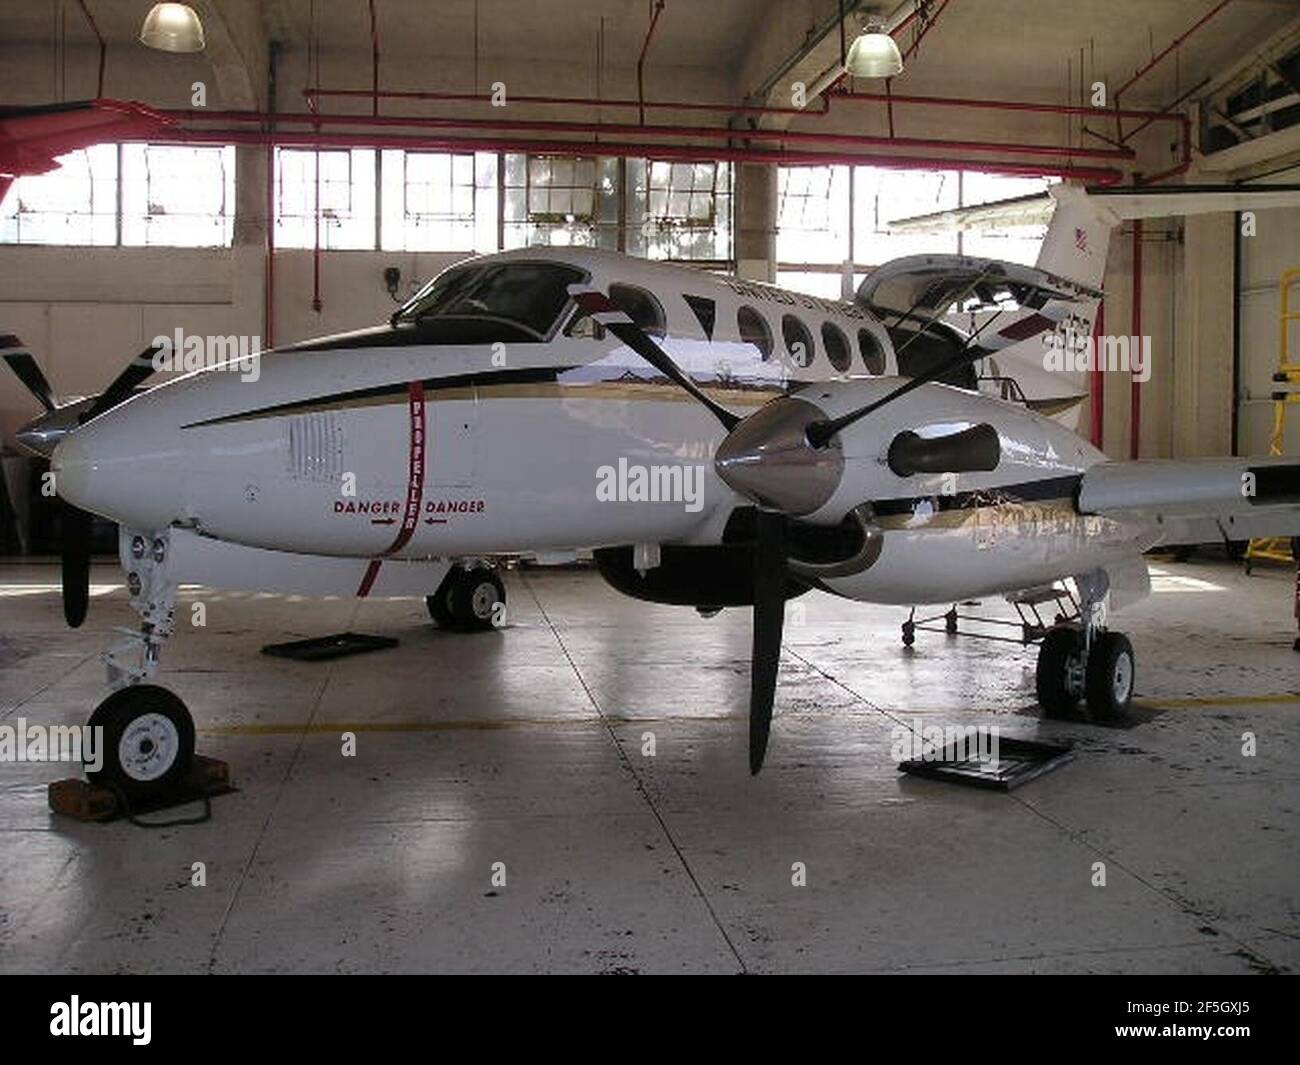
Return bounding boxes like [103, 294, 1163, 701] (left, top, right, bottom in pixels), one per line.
[1, 557, 1297, 974]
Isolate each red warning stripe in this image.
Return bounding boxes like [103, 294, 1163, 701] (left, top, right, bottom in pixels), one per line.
[356, 380, 427, 597]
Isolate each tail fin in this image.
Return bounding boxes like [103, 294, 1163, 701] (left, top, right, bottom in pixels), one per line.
[1040, 183, 1300, 289]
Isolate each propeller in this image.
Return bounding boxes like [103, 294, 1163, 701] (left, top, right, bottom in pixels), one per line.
[82, 345, 162, 423]
[567, 284, 796, 771]
[567, 283, 1011, 772]
[61, 504, 92, 628]
[3, 336, 161, 629]
[2, 340, 56, 412]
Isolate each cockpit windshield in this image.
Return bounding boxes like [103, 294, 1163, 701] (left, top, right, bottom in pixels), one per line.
[393, 261, 587, 340]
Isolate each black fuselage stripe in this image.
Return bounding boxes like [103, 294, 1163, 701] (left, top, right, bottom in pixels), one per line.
[871, 474, 1083, 516]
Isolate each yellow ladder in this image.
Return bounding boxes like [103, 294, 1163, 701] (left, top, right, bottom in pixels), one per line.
[1245, 267, 1300, 572]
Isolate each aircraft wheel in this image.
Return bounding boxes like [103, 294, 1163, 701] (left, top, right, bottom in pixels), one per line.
[449, 566, 505, 632]
[1036, 626, 1083, 718]
[1085, 631, 1135, 722]
[425, 586, 456, 627]
[86, 684, 195, 802]
[901, 620, 915, 647]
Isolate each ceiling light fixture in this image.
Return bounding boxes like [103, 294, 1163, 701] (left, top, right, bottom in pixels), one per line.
[139, 3, 206, 53]
[844, 15, 903, 79]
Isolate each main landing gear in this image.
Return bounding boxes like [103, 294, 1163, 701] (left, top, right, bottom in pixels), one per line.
[1034, 571, 1135, 723]
[86, 528, 195, 802]
[426, 564, 505, 632]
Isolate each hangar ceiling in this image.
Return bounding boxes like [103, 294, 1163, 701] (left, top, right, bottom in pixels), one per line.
[1, 1, 1296, 108]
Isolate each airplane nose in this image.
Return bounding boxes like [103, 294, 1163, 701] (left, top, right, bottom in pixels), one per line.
[50, 401, 184, 529]
[51, 430, 94, 508]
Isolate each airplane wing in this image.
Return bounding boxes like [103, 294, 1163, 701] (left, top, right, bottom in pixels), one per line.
[1077, 456, 1300, 546]
[0, 100, 172, 202]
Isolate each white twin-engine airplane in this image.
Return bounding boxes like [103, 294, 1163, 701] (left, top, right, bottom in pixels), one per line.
[5, 182, 1300, 796]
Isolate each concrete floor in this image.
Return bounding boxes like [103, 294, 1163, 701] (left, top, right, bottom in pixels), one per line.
[0, 556, 1297, 974]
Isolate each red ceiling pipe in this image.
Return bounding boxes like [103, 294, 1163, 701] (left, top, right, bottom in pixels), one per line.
[1130, 219, 1143, 460]
[168, 108, 1135, 160]
[162, 126, 1123, 182]
[638, 0, 665, 126]
[368, 0, 380, 117]
[75, 0, 107, 98]
[1114, 0, 1235, 103]
[302, 87, 829, 118]
[900, 0, 955, 63]
[832, 87, 1180, 122]
[1091, 299, 1105, 449]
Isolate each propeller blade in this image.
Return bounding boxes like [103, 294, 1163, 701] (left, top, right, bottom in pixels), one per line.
[82, 345, 160, 423]
[749, 508, 788, 775]
[568, 285, 740, 431]
[61, 504, 92, 628]
[2, 341, 56, 412]
[806, 340, 993, 448]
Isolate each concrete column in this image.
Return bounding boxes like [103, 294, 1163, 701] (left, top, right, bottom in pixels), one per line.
[735, 162, 778, 283]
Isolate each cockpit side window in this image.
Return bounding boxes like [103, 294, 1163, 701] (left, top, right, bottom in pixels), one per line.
[564, 282, 667, 341]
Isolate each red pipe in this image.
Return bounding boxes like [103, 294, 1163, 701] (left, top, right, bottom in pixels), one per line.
[368, 0, 380, 117]
[1114, 0, 1235, 102]
[1091, 299, 1105, 449]
[163, 126, 1123, 182]
[75, 0, 106, 98]
[900, 0, 954, 63]
[167, 108, 1135, 160]
[1130, 219, 1142, 460]
[832, 87, 1179, 122]
[302, 87, 828, 118]
[638, 0, 665, 126]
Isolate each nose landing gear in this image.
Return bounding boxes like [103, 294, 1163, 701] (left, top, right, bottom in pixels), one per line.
[84, 528, 196, 803]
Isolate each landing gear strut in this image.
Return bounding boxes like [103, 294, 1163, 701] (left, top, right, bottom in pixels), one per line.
[86, 528, 195, 802]
[427, 564, 505, 632]
[1034, 571, 1134, 723]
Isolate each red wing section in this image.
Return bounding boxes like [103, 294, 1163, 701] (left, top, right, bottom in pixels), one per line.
[0, 99, 173, 186]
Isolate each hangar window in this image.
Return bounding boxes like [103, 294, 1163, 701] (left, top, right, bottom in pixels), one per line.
[275, 148, 376, 250]
[503, 154, 616, 249]
[781, 314, 816, 369]
[396, 261, 587, 341]
[121, 145, 235, 247]
[628, 159, 733, 261]
[380, 150, 497, 252]
[821, 322, 852, 373]
[858, 328, 886, 375]
[0, 144, 118, 246]
[737, 306, 773, 361]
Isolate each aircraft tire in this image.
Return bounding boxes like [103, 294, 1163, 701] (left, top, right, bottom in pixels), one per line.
[86, 684, 195, 802]
[1085, 631, 1135, 722]
[1036, 626, 1083, 718]
[449, 567, 505, 632]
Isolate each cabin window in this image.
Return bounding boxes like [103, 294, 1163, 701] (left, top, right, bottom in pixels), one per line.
[737, 306, 773, 360]
[782, 314, 816, 369]
[858, 328, 886, 375]
[821, 322, 851, 373]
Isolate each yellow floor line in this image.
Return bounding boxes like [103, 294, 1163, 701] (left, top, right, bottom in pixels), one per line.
[1135, 693, 1300, 709]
